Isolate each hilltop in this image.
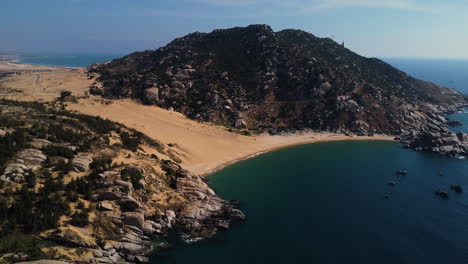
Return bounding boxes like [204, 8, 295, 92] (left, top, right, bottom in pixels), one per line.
[90, 24, 467, 135]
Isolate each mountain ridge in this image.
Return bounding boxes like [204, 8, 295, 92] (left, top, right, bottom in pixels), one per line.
[89, 24, 467, 135]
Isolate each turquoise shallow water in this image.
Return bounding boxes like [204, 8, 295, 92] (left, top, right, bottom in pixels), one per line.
[153, 139, 468, 264]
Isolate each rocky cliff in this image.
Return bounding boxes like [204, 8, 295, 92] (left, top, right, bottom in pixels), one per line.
[89, 24, 467, 135]
[0, 99, 244, 263]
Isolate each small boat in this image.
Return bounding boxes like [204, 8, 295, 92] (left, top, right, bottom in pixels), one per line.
[396, 170, 408, 176]
[450, 185, 463, 193]
[387, 182, 396, 187]
[435, 189, 449, 199]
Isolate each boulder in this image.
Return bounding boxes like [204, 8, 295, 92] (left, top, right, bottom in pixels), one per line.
[72, 156, 93, 172]
[234, 119, 247, 128]
[17, 149, 47, 163]
[115, 180, 133, 190]
[30, 139, 52, 149]
[440, 145, 455, 153]
[135, 256, 149, 263]
[117, 242, 146, 254]
[125, 165, 145, 175]
[144, 87, 159, 103]
[122, 212, 145, 230]
[166, 210, 176, 227]
[457, 132, 468, 143]
[100, 170, 120, 179]
[120, 196, 142, 211]
[102, 180, 115, 188]
[99, 191, 124, 201]
[98, 202, 113, 212]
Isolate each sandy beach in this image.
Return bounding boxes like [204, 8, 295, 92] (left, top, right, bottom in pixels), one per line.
[0, 65, 395, 175]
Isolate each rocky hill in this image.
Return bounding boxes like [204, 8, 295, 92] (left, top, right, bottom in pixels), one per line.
[89, 24, 467, 135]
[0, 99, 244, 263]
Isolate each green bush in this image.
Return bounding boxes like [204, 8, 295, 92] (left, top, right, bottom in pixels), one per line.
[121, 167, 144, 189]
[42, 145, 75, 159]
[120, 131, 141, 152]
[70, 209, 89, 227]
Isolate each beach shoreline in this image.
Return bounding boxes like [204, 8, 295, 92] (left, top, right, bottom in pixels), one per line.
[0, 62, 396, 176]
[66, 98, 395, 176]
[0, 59, 79, 73]
[201, 135, 395, 176]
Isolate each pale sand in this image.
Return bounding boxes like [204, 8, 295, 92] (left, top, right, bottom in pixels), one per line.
[69, 99, 394, 175]
[0, 60, 68, 73]
[0, 68, 91, 101]
[0, 68, 395, 176]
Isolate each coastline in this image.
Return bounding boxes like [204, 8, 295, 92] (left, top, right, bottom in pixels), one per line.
[67, 98, 395, 176]
[201, 135, 395, 176]
[0, 60, 79, 73]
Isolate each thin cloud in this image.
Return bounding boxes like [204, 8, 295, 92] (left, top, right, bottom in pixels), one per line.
[294, 0, 443, 13]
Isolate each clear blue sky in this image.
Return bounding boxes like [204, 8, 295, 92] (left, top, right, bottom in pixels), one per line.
[2, 0, 468, 58]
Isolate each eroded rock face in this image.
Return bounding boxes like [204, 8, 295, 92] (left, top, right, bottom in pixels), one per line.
[403, 130, 468, 157]
[175, 172, 246, 242]
[72, 156, 93, 172]
[1, 149, 46, 182]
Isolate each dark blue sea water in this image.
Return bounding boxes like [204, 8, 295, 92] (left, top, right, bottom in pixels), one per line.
[383, 58, 468, 94]
[16, 53, 123, 68]
[156, 141, 468, 264]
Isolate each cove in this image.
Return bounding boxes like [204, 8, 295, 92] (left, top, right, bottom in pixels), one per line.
[153, 140, 468, 264]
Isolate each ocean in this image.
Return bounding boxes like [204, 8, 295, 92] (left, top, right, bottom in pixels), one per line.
[156, 141, 468, 264]
[383, 58, 468, 95]
[16, 53, 124, 68]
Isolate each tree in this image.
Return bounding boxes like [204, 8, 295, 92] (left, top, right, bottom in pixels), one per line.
[25, 169, 36, 188]
[59, 90, 72, 100]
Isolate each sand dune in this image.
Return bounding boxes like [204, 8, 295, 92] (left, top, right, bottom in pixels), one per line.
[69, 99, 394, 175]
[0, 67, 394, 175]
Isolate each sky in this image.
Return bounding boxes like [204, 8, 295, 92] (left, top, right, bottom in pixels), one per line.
[2, 0, 468, 59]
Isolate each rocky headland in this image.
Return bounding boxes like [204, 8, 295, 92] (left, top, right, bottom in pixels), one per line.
[0, 99, 244, 263]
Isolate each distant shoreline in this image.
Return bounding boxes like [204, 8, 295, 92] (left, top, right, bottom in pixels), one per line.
[0, 59, 81, 73]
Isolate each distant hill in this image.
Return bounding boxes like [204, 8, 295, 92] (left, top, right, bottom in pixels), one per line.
[89, 24, 467, 135]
